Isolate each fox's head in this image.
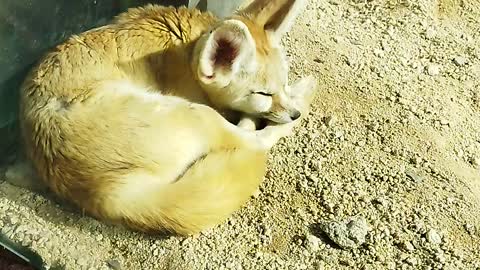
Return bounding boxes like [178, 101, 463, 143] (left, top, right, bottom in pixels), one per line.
[193, 0, 307, 124]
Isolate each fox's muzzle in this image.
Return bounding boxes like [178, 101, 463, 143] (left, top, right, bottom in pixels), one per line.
[262, 108, 301, 124]
[290, 109, 301, 121]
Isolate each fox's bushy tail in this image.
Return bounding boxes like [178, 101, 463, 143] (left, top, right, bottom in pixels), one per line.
[102, 148, 267, 235]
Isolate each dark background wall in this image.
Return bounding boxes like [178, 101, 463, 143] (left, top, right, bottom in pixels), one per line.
[0, 0, 188, 162]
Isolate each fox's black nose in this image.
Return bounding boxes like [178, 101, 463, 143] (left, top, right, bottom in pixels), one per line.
[290, 109, 301, 120]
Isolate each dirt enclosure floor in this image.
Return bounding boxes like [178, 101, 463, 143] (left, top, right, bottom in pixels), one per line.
[1, 0, 480, 269]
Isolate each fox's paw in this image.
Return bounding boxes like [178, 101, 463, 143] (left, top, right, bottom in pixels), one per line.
[256, 122, 295, 149]
[237, 115, 259, 131]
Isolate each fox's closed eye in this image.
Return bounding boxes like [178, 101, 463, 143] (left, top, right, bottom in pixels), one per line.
[253, 91, 273, 96]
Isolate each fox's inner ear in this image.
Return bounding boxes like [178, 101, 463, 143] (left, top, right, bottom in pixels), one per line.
[212, 38, 239, 68]
[238, 0, 307, 39]
[197, 20, 255, 87]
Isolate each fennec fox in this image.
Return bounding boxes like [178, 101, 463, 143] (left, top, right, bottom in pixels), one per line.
[19, 0, 316, 235]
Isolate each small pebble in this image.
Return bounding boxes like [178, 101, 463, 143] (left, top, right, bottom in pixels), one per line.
[406, 168, 425, 183]
[373, 48, 384, 57]
[425, 27, 436, 39]
[307, 175, 319, 184]
[464, 223, 475, 234]
[251, 189, 261, 198]
[426, 64, 440, 76]
[403, 241, 415, 252]
[426, 229, 442, 245]
[439, 119, 449, 126]
[453, 56, 468, 66]
[406, 257, 418, 266]
[435, 251, 446, 264]
[305, 233, 321, 252]
[323, 115, 336, 127]
[107, 259, 122, 270]
[77, 257, 89, 267]
[312, 160, 322, 171]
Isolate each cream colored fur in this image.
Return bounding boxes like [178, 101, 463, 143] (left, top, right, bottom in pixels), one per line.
[19, 0, 316, 235]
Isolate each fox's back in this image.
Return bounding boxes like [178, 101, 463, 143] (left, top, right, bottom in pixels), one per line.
[20, 5, 217, 104]
[18, 5, 219, 191]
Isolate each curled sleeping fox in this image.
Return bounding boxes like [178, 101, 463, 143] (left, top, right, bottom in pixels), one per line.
[19, 0, 317, 235]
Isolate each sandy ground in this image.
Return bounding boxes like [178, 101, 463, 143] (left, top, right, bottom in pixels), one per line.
[1, 0, 480, 269]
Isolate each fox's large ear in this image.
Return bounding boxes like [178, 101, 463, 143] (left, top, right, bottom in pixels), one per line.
[196, 20, 256, 87]
[238, 0, 307, 39]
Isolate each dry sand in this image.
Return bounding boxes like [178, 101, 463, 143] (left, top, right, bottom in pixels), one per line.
[1, 0, 480, 269]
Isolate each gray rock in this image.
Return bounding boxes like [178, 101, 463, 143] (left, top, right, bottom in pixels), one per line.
[320, 216, 368, 249]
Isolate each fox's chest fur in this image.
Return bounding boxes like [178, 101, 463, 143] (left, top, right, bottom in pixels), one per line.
[23, 5, 218, 107]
